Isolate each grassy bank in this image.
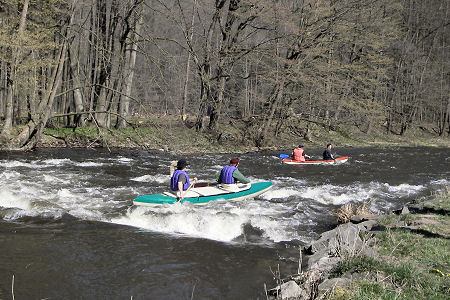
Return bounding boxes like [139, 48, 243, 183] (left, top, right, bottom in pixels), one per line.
[327, 191, 450, 300]
[39, 115, 450, 153]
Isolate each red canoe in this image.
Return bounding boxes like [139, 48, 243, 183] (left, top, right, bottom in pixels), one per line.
[282, 156, 350, 165]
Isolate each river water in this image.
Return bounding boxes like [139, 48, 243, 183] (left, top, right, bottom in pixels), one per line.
[0, 147, 449, 299]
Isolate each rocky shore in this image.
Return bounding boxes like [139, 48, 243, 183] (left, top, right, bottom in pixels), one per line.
[267, 189, 450, 300]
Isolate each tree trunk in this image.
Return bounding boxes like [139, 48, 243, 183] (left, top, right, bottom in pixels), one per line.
[117, 8, 142, 129]
[257, 77, 286, 146]
[1, 0, 30, 136]
[68, 48, 85, 126]
[181, 0, 197, 121]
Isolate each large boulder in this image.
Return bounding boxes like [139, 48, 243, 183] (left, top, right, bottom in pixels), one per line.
[305, 223, 368, 258]
[279, 280, 307, 299]
[304, 228, 339, 255]
[328, 223, 364, 257]
[318, 277, 352, 297]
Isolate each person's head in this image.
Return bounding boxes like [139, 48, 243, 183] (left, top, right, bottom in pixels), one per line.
[326, 143, 332, 149]
[176, 159, 188, 170]
[229, 158, 240, 166]
[298, 144, 304, 148]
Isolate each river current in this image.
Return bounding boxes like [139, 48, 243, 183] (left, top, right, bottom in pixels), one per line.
[0, 147, 449, 299]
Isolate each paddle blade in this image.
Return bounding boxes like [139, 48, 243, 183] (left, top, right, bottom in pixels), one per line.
[279, 153, 290, 159]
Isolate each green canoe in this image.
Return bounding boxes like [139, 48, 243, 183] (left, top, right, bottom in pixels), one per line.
[133, 181, 273, 206]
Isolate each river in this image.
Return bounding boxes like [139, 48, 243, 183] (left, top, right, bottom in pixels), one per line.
[0, 147, 449, 299]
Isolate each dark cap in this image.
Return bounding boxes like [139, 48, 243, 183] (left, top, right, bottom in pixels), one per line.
[176, 159, 188, 169]
[230, 158, 240, 165]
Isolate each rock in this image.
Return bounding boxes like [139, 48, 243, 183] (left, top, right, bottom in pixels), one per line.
[350, 214, 378, 224]
[357, 220, 378, 231]
[305, 223, 373, 259]
[309, 256, 341, 272]
[412, 217, 439, 226]
[328, 223, 364, 257]
[304, 228, 339, 255]
[279, 280, 305, 299]
[318, 277, 352, 297]
[302, 269, 322, 299]
[401, 206, 410, 214]
[306, 247, 330, 269]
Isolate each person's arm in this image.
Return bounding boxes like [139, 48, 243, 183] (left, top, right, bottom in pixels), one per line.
[177, 174, 187, 199]
[177, 181, 185, 199]
[233, 169, 250, 184]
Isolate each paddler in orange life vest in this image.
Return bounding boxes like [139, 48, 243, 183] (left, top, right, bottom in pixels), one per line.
[170, 159, 197, 200]
[217, 158, 250, 191]
[291, 144, 311, 162]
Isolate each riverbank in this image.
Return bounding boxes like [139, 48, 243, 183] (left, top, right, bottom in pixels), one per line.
[37, 115, 450, 153]
[267, 188, 450, 300]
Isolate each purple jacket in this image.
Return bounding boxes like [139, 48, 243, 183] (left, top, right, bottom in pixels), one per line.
[170, 170, 190, 191]
[219, 165, 237, 184]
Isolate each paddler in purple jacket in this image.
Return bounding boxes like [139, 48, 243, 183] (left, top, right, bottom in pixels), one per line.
[217, 158, 250, 191]
[170, 159, 197, 200]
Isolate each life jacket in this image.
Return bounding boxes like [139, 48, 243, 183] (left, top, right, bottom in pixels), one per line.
[219, 165, 237, 184]
[292, 148, 305, 162]
[323, 149, 333, 160]
[170, 169, 190, 191]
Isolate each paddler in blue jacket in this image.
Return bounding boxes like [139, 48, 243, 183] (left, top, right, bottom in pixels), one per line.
[217, 158, 250, 191]
[170, 159, 196, 200]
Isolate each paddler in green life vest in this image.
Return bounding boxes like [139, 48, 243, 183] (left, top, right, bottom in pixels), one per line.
[170, 159, 197, 200]
[217, 158, 250, 192]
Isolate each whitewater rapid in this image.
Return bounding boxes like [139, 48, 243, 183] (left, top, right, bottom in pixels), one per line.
[0, 153, 448, 244]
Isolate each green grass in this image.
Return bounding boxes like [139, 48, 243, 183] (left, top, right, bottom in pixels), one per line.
[422, 189, 450, 211]
[329, 255, 450, 300]
[377, 229, 450, 272]
[328, 215, 450, 300]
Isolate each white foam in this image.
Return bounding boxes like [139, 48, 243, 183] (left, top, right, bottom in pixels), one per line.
[0, 189, 31, 210]
[111, 205, 247, 242]
[301, 184, 373, 205]
[429, 179, 449, 186]
[43, 174, 70, 184]
[272, 176, 307, 186]
[0, 160, 40, 168]
[130, 174, 170, 183]
[384, 183, 424, 196]
[299, 182, 425, 205]
[0, 171, 21, 180]
[74, 162, 104, 167]
[117, 157, 133, 163]
[261, 188, 301, 200]
[41, 158, 72, 165]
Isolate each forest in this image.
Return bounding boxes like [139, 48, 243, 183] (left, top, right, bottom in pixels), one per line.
[0, 0, 449, 150]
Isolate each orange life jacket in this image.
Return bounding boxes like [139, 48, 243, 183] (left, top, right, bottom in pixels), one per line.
[292, 148, 305, 162]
